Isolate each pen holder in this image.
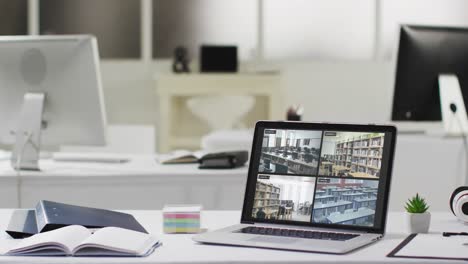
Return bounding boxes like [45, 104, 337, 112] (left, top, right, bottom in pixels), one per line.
[163, 205, 202, 234]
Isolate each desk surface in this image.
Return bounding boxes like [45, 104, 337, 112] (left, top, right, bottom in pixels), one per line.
[0, 155, 248, 179]
[0, 156, 249, 210]
[0, 210, 462, 263]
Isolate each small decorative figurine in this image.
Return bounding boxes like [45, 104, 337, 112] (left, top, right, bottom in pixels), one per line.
[172, 46, 190, 73]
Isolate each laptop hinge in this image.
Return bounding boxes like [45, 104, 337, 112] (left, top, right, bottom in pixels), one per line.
[240, 222, 379, 235]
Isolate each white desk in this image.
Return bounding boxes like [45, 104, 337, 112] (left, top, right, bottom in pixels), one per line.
[0, 156, 248, 210]
[0, 210, 463, 263]
[0, 133, 466, 211]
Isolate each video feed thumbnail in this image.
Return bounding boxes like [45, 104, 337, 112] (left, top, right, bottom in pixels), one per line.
[259, 129, 322, 175]
[319, 131, 385, 178]
[252, 174, 316, 222]
[311, 178, 378, 227]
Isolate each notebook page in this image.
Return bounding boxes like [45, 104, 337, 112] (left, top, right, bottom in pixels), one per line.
[397, 234, 468, 258]
[74, 227, 157, 255]
[192, 150, 208, 160]
[0, 238, 21, 255]
[8, 225, 91, 255]
[11, 246, 69, 256]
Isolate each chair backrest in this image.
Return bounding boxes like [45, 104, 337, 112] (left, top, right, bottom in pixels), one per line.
[256, 209, 266, 219]
[278, 206, 285, 214]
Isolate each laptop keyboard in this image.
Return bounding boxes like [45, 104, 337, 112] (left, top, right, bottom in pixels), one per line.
[239, 226, 360, 241]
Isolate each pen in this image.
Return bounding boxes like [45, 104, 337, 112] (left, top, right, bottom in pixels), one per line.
[442, 232, 468, 237]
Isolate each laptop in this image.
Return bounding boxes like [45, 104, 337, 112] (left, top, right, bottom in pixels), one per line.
[193, 121, 397, 254]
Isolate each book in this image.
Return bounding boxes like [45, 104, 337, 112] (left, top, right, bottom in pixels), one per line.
[4, 225, 160, 257]
[36, 200, 148, 234]
[6, 200, 148, 239]
[157, 150, 208, 164]
[157, 150, 248, 168]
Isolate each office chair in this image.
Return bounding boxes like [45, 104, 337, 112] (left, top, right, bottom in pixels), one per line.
[263, 159, 273, 173]
[277, 206, 286, 220]
[297, 203, 304, 214]
[302, 201, 310, 215]
[256, 209, 266, 219]
[292, 152, 298, 160]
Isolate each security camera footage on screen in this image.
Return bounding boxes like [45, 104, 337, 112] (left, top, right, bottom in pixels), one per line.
[254, 129, 385, 227]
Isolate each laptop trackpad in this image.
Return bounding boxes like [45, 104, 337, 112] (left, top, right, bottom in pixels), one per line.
[248, 236, 299, 244]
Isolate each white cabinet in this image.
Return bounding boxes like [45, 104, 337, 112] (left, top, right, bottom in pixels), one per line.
[155, 73, 282, 152]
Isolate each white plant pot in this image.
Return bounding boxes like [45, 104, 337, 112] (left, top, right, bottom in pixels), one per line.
[407, 212, 431, 233]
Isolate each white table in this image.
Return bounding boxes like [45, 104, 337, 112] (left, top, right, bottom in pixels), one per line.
[0, 210, 464, 263]
[0, 156, 248, 210]
[0, 133, 466, 211]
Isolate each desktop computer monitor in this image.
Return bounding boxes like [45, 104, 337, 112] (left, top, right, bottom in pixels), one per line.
[0, 35, 107, 170]
[392, 25, 468, 122]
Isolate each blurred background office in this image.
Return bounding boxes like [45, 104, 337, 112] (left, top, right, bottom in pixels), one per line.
[1, 0, 467, 211]
[2, 0, 467, 136]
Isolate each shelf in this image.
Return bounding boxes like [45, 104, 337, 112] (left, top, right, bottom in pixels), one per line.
[254, 181, 281, 217]
[331, 134, 384, 176]
[156, 73, 283, 152]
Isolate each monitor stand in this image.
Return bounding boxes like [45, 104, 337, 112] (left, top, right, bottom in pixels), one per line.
[438, 74, 468, 136]
[10, 93, 45, 171]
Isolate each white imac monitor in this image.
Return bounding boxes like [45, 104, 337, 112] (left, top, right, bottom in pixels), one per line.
[0, 35, 107, 170]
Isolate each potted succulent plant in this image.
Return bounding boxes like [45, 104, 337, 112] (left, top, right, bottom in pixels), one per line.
[405, 193, 430, 233]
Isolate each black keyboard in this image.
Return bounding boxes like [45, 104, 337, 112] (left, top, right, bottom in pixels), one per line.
[239, 226, 360, 241]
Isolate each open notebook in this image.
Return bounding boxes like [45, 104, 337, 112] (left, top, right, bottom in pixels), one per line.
[3, 225, 160, 257]
[157, 150, 207, 164]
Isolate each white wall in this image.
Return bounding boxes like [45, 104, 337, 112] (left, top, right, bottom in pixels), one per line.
[321, 141, 336, 156]
[277, 61, 394, 123]
[98, 60, 395, 151]
[100, 61, 158, 125]
[275, 179, 316, 209]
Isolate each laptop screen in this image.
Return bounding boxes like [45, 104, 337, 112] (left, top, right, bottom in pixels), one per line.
[242, 122, 396, 233]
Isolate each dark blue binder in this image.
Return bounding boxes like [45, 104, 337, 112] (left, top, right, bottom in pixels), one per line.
[6, 200, 147, 238]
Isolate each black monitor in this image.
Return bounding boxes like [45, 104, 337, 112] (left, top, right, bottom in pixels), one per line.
[392, 25, 468, 121]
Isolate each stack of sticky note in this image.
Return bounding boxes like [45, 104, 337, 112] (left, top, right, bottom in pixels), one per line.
[163, 205, 202, 233]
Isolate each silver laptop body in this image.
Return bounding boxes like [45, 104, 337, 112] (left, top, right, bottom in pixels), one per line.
[194, 121, 397, 254]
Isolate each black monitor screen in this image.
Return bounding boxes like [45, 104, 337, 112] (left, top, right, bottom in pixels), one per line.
[392, 25, 468, 121]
